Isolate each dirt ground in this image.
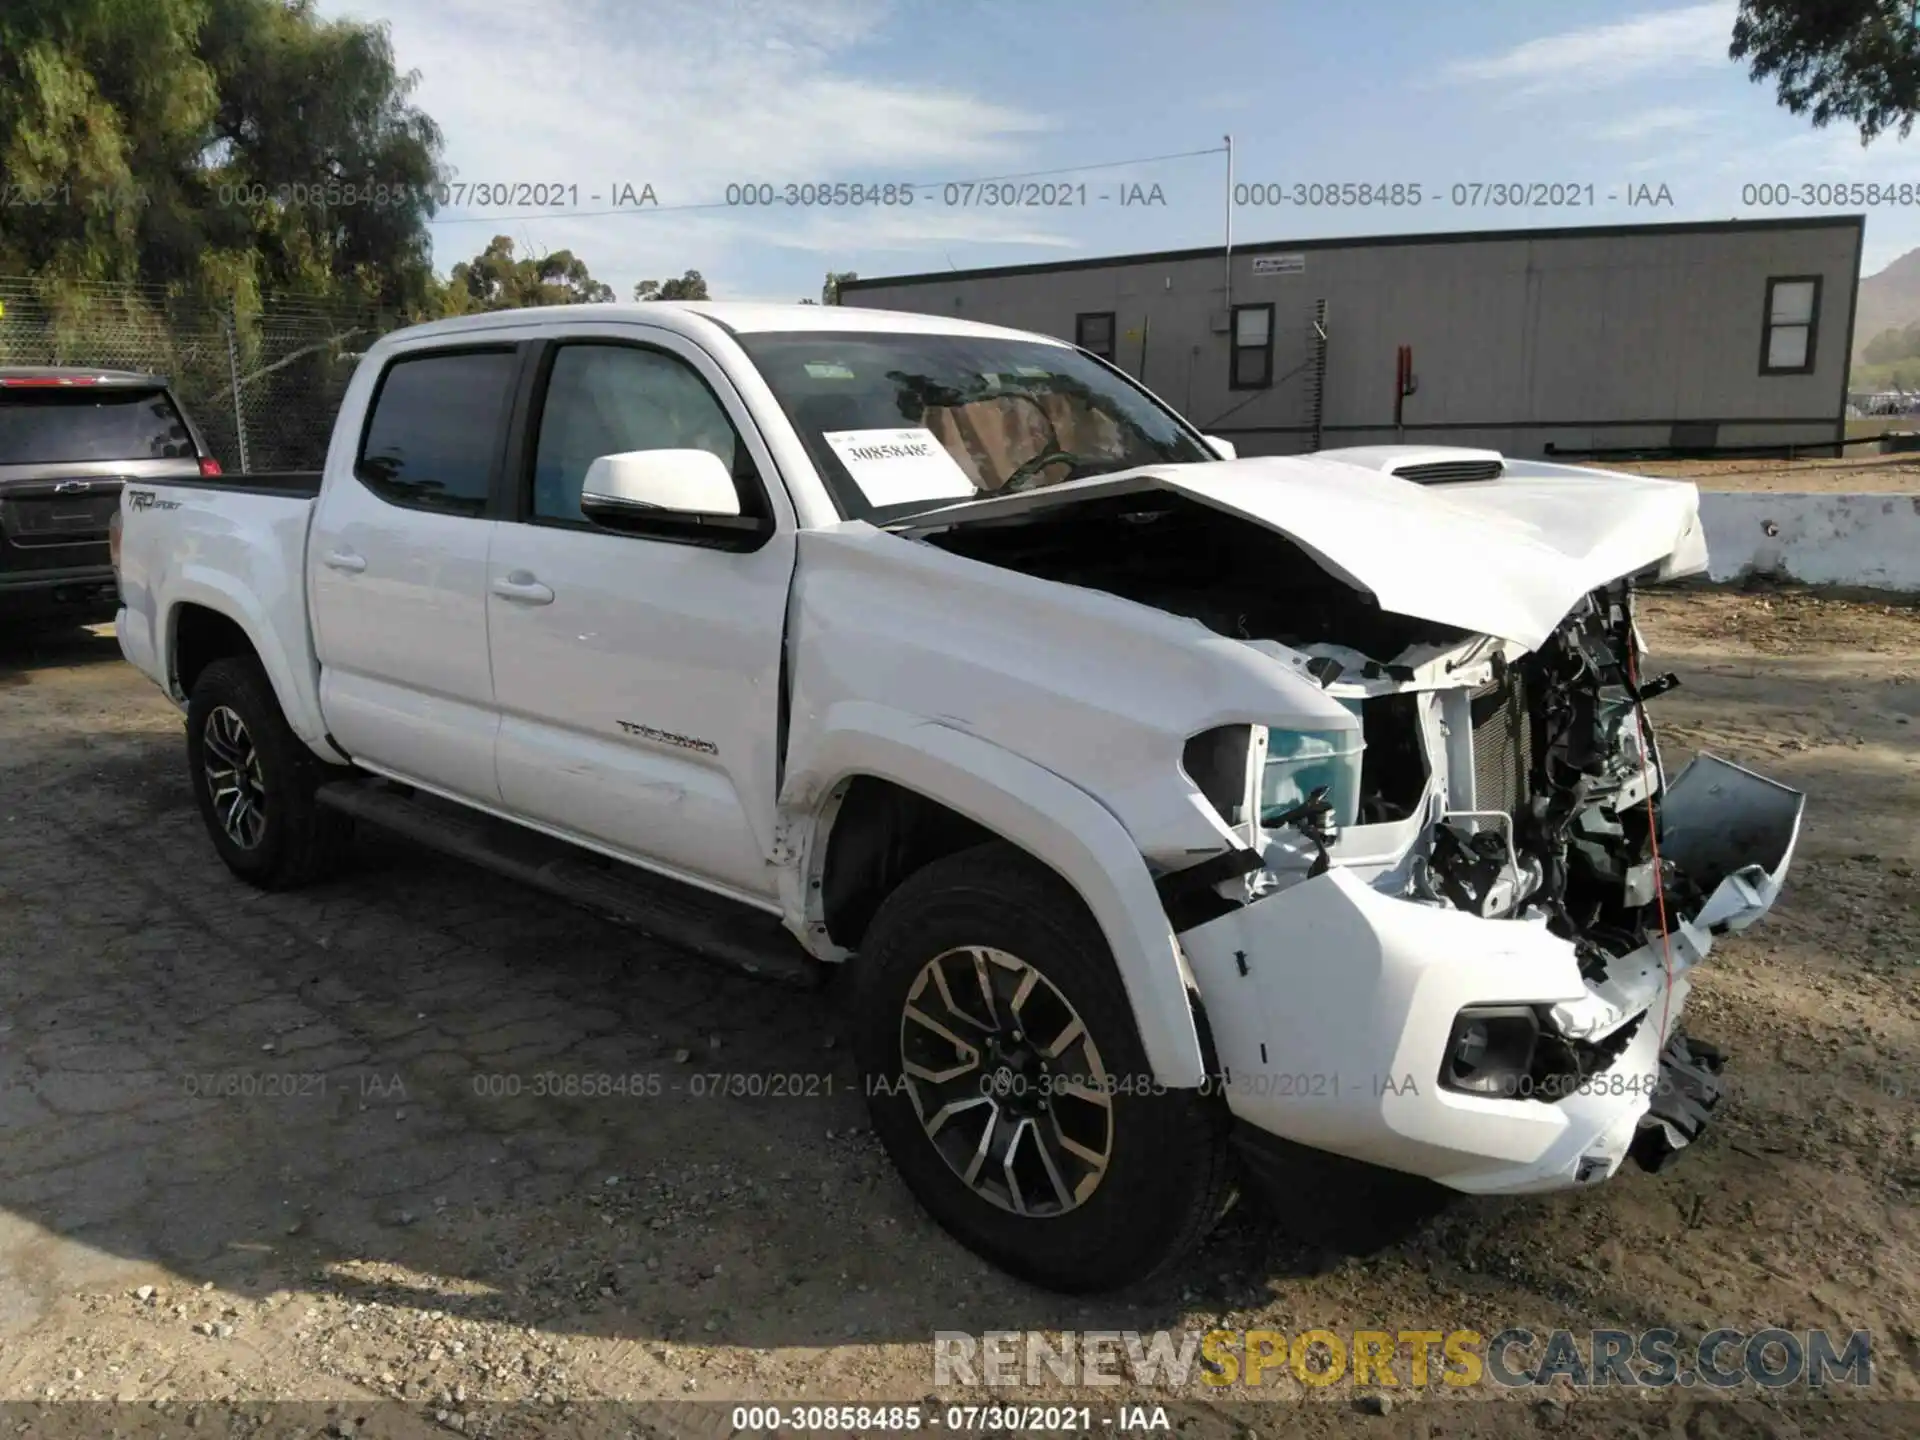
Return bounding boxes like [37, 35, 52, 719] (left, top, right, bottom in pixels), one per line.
[1598, 455, 1920, 494]
[1, 591, 1916, 1439]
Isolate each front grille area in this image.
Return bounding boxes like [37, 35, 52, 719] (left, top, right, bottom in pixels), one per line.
[1392, 460, 1504, 484]
[1469, 671, 1532, 816]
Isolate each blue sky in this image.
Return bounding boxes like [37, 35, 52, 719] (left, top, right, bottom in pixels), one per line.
[316, 0, 1920, 300]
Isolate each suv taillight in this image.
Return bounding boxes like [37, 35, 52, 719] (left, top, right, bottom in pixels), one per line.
[198, 456, 223, 477]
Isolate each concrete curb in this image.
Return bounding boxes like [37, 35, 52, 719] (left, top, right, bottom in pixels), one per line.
[1698, 491, 1920, 592]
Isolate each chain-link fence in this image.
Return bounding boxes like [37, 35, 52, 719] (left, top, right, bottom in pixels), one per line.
[0, 279, 399, 472]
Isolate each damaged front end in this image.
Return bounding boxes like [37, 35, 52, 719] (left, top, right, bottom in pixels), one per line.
[902, 457, 1802, 1193]
[1175, 583, 1804, 1192]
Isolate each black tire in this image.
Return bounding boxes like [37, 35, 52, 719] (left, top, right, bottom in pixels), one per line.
[184, 655, 352, 890]
[852, 841, 1233, 1292]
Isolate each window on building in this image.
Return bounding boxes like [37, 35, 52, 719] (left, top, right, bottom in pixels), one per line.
[1760, 276, 1820, 375]
[1075, 311, 1116, 360]
[1230, 303, 1274, 389]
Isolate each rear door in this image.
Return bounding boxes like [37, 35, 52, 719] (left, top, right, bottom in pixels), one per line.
[0, 383, 200, 585]
[308, 344, 521, 803]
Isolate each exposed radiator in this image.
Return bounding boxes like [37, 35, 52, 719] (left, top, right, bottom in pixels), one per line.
[1469, 672, 1532, 817]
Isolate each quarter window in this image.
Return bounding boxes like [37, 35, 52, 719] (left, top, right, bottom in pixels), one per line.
[355, 349, 517, 515]
[1760, 276, 1820, 375]
[530, 344, 752, 523]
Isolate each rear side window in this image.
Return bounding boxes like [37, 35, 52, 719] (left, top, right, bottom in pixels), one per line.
[0, 387, 195, 464]
[356, 349, 517, 515]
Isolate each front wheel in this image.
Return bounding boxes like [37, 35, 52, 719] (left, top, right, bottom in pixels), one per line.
[184, 655, 351, 890]
[852, 842, 1233, 1292]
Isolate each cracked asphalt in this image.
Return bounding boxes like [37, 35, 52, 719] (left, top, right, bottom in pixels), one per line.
[0, 595, 1916, 1439]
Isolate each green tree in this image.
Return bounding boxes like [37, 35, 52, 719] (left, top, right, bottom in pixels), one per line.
[0, 0, 215, 285]
[197, 0, 446, 310]
[1861, 321, 1920, 365]
[1732, 1, 1920, 142]
[0, 0, 446, 306]
[822, 269, 857, 305]
[443, 235, 614, 311]
[633, 269, 709, 301]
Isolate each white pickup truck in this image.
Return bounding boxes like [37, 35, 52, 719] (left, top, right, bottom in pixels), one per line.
[114, 301, 1803, 1293]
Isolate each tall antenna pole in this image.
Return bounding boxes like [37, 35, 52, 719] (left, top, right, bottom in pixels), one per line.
[1223, 134, 1234, 318]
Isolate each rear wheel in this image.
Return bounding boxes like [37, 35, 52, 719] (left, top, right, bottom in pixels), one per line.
[185, 656, 351, 889]
[852, 842, 1232, 1292]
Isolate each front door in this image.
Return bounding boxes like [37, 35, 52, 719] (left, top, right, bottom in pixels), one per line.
[486, 331, 796, 903]
[309, 344, 520, 802]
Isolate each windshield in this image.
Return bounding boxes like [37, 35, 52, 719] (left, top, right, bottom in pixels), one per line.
[733, 330, 1216, 522]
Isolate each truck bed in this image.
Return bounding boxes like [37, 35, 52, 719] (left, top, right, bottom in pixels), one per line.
[141, 470, 323, 498]
[115, 473, 329, 752]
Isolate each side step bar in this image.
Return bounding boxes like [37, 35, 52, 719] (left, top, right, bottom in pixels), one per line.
[316, 779, 823, 989]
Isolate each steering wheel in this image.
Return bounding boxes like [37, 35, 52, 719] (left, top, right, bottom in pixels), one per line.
[1001, 449, 1082, 493]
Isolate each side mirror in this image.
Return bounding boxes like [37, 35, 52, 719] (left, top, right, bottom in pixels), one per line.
[578, 449, 768, 548]
[1204, 434, 1236, 461]
[580, 449, 740, 519]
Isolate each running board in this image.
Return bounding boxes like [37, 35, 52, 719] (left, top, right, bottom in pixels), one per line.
[316, 779, 822, 988]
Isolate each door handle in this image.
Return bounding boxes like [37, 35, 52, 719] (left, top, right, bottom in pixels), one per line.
[322, 549, 367, 573]
[491, 571, 555, 605]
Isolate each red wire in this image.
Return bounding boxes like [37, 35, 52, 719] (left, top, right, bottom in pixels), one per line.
[1625, 642, 1677, 1047]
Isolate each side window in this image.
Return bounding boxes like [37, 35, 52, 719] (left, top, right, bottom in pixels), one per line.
[356, 349, 517, 516]
[531, 344, 756, 523]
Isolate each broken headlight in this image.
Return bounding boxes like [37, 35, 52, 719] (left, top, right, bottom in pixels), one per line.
[1260, 721, 1364, 831]
[1440, 1005, 1539, 1097]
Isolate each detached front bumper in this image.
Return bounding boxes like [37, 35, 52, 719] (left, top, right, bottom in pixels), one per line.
[1178, 755, 1804, 1195]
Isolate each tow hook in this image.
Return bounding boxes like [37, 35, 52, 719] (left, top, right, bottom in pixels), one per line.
[1629, 1033, 1726, 1173]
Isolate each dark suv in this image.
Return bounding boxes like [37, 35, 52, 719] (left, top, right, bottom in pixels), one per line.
[0, 368, 218, 623]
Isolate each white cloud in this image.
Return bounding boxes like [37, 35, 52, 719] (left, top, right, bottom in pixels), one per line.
[1595, 106, 1717, 143]
[316, 0, 1065, 290]
[1444, 2, 1735, 95]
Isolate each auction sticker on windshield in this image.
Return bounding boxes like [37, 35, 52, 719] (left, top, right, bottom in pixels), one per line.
[823, 427, 977, 507]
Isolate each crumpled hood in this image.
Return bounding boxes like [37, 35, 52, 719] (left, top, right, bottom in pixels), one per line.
[894, 455, 1708, 650]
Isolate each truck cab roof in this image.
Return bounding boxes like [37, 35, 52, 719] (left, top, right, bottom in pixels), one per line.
[379, 301, 1061, 348]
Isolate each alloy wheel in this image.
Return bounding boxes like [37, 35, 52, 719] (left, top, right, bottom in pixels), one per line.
[898, 945, 1114, 1216]
[202, 704, 268, 849]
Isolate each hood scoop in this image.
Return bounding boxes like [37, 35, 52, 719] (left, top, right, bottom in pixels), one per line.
[1391, 458, 1504, 484]
[1312, 444, 1508, 485]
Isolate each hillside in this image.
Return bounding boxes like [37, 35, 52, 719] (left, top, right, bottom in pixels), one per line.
[1854, 245, 1920, 362]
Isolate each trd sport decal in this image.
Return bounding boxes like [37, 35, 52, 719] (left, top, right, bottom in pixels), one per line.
[617, 719, 718, 756]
